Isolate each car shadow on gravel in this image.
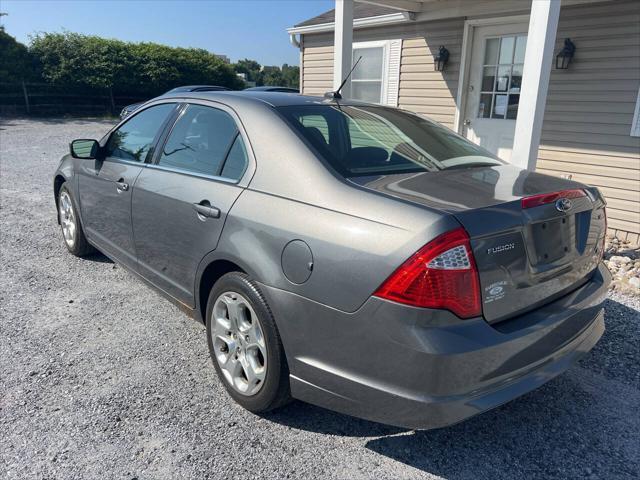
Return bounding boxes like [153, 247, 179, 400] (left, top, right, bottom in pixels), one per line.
[267, 299, 639, 478]
[264, 401, 407, 437]
[83, 251, 114, 264]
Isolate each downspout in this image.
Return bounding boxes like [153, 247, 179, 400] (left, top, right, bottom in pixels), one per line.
[289, 32, 301, 48]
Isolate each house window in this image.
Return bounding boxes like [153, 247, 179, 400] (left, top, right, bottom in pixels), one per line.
[478, 35, 527, 120]
[352, 46, 385, 103]
[350, 40, 401, 106]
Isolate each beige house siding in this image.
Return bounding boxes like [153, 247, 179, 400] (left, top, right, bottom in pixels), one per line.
[535, 0, 640, 242]
[397, 19, 463, 129]
[302, 18, 464, 126]
[301, 38, 334, 96]
[298, 0, 640, 240]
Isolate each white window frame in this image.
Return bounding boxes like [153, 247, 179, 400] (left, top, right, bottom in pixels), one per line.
[631, 87, 640, 137]
[352, 39, 401, 106]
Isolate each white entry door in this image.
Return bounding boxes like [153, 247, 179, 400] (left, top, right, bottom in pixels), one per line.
[463, 23, 528, 161]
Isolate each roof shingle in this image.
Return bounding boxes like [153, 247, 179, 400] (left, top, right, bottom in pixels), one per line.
[295, 3, 398, 28]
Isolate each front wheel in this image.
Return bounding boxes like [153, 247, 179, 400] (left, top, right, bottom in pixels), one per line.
[206, 272, 291, 413]
[58, 182, 94, 257]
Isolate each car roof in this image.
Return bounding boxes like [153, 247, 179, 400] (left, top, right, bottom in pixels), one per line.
[159, 90, 378, 108]
[168, 85, 230, 92]
[244, 86, 299, 92]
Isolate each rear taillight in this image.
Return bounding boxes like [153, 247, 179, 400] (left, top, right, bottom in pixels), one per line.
[521, 189, 586, 209]
[374, 228, 481, 319]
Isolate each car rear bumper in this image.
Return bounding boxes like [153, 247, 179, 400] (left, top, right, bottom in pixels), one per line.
[260, 263, 610, 430]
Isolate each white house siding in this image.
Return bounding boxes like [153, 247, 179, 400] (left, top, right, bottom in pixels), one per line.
[298, 0, 640, 241]
[536, 0, 640, 242]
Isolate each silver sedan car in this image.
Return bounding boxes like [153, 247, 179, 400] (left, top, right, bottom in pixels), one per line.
[53, 91, 610, 429]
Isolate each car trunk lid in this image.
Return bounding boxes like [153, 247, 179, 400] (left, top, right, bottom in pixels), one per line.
[350, 165, 607, 323]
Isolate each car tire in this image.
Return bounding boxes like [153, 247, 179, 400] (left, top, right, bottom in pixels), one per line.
[206, 272, 291, 413]
[58, 182, 94, 257]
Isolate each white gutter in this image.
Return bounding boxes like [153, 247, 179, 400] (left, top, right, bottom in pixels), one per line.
[289, 32, 301, 48]
[287, 12, 408, 35]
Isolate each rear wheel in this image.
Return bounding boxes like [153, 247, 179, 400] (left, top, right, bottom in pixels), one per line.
[58, 183, 94, 257]
[206, 272, 291, 412]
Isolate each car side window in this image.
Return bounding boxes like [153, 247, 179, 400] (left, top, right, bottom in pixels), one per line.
[220, 135, 249, 181]
[105, 103, 175, 162]
[158, 104, 244, 179]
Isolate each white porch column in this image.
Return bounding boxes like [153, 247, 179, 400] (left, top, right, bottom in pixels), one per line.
[511, 0, 561, 170]
[333, 0, 354, 96]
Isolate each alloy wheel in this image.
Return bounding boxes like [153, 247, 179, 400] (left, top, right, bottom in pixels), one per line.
[211, 291, 267, 396]
[59, 191, 76, 248]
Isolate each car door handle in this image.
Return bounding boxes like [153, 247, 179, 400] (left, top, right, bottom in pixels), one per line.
[115, 180, 129, 192]
[193, 201, 220, 219]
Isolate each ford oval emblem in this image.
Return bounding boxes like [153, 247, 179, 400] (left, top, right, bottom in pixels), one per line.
[555, 198, 572, 212]
[489, 286, 503, 296]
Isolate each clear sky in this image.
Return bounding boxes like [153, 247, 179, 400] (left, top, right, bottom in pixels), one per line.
[1, 0, 335, 66]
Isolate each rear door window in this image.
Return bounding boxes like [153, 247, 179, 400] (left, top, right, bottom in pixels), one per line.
[220, 135, 249, 181]
[158, 104, 247, 180]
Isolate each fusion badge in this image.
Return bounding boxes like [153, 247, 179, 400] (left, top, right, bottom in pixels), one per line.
[487, 243, 515, 255]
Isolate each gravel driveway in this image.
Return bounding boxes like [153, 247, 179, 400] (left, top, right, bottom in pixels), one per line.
[1, 117, 639, 480]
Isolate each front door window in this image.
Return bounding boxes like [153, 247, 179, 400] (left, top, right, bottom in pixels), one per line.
[105, 103, 175, 162]
[478, 35, 527, 120]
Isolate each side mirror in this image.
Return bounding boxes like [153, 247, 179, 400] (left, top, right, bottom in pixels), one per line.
[70, 139, 99, 159]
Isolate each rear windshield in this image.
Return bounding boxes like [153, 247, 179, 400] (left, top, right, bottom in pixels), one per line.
[277, 104, 503, 177]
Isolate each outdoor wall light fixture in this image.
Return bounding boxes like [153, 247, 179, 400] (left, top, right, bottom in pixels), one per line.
[555, 38, 576, 70]
[433, 45, 449, 72]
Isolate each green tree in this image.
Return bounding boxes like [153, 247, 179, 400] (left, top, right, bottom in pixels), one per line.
[30, 32, 133, 89]
[281, 64, 300, 89]
[262, 65, 284, 86]
[234, 58, 263, 85]
[29, 32, 244, 94]
[0, 28, 38, 83]
[233, 60, 300, 88]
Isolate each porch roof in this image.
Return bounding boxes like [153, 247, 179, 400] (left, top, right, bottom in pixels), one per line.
[288, 0, 601, 35]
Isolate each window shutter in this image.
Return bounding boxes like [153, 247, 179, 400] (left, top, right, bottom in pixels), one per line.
[385, 39, 402, 107]
[631, 87, 640, 137]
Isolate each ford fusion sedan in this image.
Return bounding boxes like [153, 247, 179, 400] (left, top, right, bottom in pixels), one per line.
[54, 91, 609, 429]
